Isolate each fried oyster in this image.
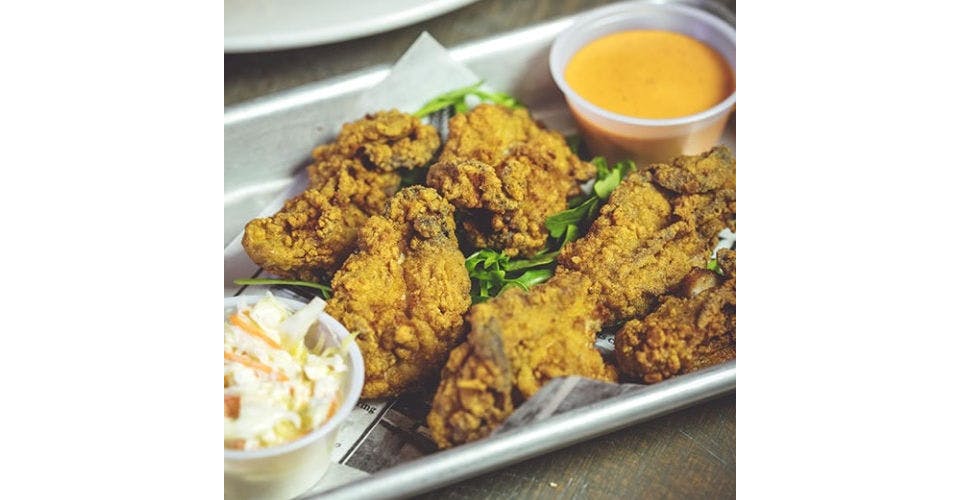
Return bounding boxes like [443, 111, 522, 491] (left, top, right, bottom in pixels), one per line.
[325, 186, 471, 399]
[427, 271, 615, 448]
[557, 146, 736, 325]
[427, 104, 594, 257]
[242, 110, 440, 282]
[309, 109, 441, 177]
[616, 249, 736, 383]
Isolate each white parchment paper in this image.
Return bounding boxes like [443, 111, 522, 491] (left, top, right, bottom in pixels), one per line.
[354, 32, 481, 114]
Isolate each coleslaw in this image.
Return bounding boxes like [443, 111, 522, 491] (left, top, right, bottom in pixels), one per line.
[224, 293, 348, 450]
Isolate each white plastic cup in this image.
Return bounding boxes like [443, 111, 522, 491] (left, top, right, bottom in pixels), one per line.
[549, 2, 736, 166]
[223, 295, 364, 500]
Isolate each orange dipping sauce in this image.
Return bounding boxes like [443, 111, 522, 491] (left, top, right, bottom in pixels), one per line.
[564, 30, 734, 119]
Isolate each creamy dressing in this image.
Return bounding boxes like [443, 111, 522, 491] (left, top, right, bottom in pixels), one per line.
[564, 29, 734, 119]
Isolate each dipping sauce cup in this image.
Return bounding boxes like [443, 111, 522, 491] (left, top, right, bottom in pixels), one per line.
[550, 2, 736, 165]
[224, 295, 364, 500]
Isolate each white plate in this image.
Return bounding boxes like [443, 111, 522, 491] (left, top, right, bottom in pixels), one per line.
[225, 0, 480, 53]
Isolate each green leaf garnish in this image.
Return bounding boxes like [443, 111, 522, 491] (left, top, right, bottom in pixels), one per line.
[399, 167, 427, 187]
[594, 158, 635, 200]
[501, 269, 553, 292]
[545, 197, 599, 238]
[465, 157, 634, 303]
[544, 157, 635, 240]
[706, 258, 724, 276]
[414, 81, 522, 118]
[465, 249, 557, 304]
[502, 252, 558, 271]
[234, 278, 333, 299]
[566, 134, 581, 155]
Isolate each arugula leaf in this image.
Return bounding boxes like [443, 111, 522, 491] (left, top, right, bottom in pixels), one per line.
[566, 134, 581, 156]
[594, 158, 635, 200]
[501, 269, 553, 293]
[560, 223, 580, 246]
[414, 81, 522, 118]
[544, 157, 636, 240]
[466, 157, 634, 303]
[414, 82, 482, 117]
[706, 258, 724, 276]
[234, 278, 333, 299]
[593, 156, 610, 177]
[399, 167, 427, 187]
[545, 197, 598, 238]
[465, 248, 557, 304]
[502, 251, 558, 271]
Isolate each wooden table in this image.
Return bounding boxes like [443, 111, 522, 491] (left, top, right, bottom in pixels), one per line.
[225, 1, 736, 497]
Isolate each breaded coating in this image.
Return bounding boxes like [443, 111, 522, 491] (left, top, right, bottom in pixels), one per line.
[427, 272, 616, 448]
[242, 184, 371, 283]
[437, 104, 556, 166]
[688, 331, 736, 372]
[688, 248, 736, 372]
[558, 146, 737, 325]
[325, 186, 471, 399]
[310, 109, 440, 174]
[651, 145, 736, 194]
[716, 247, 736, 277]
[677, 268, 721, 299]
[556, 170, 679, 323]
[243, 111, 439, 281]
[242, 160, 401, 282]
[427, 104, 594, 257]
[426, 336, 514, 448]
[615, 253, 736, 383]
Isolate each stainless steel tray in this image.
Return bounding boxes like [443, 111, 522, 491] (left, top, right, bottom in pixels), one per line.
[225, 3, 735, 497]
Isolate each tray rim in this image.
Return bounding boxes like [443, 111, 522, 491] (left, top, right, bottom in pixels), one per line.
[310, 361, 735, 499]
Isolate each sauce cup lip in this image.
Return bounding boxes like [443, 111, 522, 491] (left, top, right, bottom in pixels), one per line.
[549, 1, 736, 128]
[223, 294, 365, 461]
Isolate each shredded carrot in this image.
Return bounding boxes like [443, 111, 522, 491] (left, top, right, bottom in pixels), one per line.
[224, 438, 246, 450]
[224, 394, 241, 419]
[224, 351, 289, 381]
[327, 399, 340, 420]
[229, 312, 282, 349]
[325, 399, 340, 422]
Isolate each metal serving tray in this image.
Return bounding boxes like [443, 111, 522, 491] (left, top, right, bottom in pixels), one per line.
[225, 3, 735, 497]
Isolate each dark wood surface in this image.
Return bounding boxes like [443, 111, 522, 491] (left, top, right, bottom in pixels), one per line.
[422, 395, 735, 500]
[225, 1, 736, 497]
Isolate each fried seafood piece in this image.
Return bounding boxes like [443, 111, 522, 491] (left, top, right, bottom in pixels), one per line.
[716, 247, 736, 277]
[427, 104, 595, 257]
[555, 170, 683, 324]
[244, 111, 439, 281]
[650, 145, 736, 194]
[310, 109, 440, 176]
[427, 272, 616, 448]
[615, 251, 736, 383]
[426, 335, 514, 448]
[677, 268, 721, 299]
[558, 147, 737, 325]
[242, 160, 402, 282]
[437, 104, 588, 172]
[325, 186, 472, 399]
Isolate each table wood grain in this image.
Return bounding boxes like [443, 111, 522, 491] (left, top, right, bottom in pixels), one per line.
[420, 394, 735, 499]
[225, 1, 736, 497]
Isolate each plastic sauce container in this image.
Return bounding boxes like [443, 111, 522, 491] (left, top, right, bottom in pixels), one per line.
[224, 295, 364, 500]
[550, 2, 736, 165]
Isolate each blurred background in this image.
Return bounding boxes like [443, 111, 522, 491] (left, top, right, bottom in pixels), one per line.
[225, 0, 735, 106]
